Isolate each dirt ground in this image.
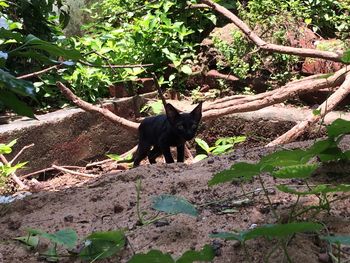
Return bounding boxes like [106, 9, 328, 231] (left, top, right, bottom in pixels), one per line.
[1, 134, 350, 263]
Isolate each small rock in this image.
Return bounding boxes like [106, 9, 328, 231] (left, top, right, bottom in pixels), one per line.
[207, 159, 214, 164]
[212, 240, 223, 256]
[154, 219, 170, 227]
[64, 215, 74, 223]
[318, 253, 330, 263]
[8, 219, 21, 230]
[113, 204, 124, 213]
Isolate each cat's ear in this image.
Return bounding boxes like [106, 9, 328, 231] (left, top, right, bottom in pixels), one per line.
[165, 103, 180, 124]
[191, 102, 202, 123]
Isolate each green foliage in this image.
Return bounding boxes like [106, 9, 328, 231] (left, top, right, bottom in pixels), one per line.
[140, 100, 164, 115]
[211, 222, 323, 243]
[26, 228, 78, 249]
[195, 136, 246, 161]
[152, 194, 198, 217]
[79, 230, 126, 261]
[0, 139, 27, 187]
[321, 235, 350, 245]
[128, 245, 215, 263]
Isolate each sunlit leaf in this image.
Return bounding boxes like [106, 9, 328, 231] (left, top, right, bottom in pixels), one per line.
[208, 162, 260, 186]
[327, 118, 350, 138]
[272, 164, 319, 179]
[195, 138, 210, 153]
[152, 195, 198, 217]
[27, 228, 77, 249]
[14, 235, 39, 248]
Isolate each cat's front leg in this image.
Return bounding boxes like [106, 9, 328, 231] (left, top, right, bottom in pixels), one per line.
[176, 144, 184, 162]
[161, 146, 174, 163]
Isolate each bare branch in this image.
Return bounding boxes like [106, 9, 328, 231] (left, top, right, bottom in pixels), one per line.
[21, 165, 85, 179]
[201, 0, 343, 62]
[17, 65, 61, 79]
[56, 81, 140, 132]
[52, 165, 97, 178]
[267, 71, 350, 146]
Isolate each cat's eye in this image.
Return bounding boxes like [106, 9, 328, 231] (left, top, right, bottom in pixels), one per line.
[177, 125, 184, 130]
[192, 124, 197, 129]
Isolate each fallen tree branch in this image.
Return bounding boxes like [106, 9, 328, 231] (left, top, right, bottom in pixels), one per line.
[52, 165, 97, 178]
[201, 0, 343, 62]
[267, 71, 350, 146]
[204, 69, 239, 82]
[56, 81, 140, 132]
[202, 67, 348, 118]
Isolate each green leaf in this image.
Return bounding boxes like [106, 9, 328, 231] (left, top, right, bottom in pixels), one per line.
[307, 139, 344, 161]
[44, 246, 58, 262]
[327, 119, 350, 138]
[180, 65, 192, 75]
[14, 235, 39, 248]
[272, 164, 319, 179]
[106, 154, 122, 161]
[128, 250, 174, 263]
[0, 69, 35, 98]
[212, 223, 323, 243]
[27, 228, 77, 249]
[212, 144, 233, 155]
[0, 90, 36, 119]
[312, 109, 321, 116]
[260, 149, 310, 167]
[341, 49, 350, 64]
[277, 184, 350, 195]
[176, 245, 215, 263]
[79, 230, 126, 261]
[208, 162, 260, 186]
[24, 35, 82, 60]
[195, 138, 210, 153]
[152, 195, 198, 217]
[194, 154, 208, 161]
[321, 235, 350, 245]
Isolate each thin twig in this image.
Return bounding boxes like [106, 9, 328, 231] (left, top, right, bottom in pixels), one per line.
[17, 64, 61, 79]
[10, 143, 34, 164]
[51, 165, 97, 178]
[21, 165, 86, 179]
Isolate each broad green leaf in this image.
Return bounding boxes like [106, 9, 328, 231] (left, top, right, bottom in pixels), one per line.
[0, 144, 12, 155]
[24, 35, 82, 60]
[272, 164, 319, 179]
[260, 149, 310, 167]
[180, 65, 192, 75]
[152, 195, 198, 217]
[243, 222, 323, 240]
[194, 154, 208, 161]
[0, 69, 35, 98]
[341, 49, 350, 64]
[128, 250, 174, 263]
[107, 154, 122, 161]
[176, 245, 215, 263]
[208, 162, 260, 186]
[277, 184, 350, 195]
[79, 230, 126, 261]
[0, 90, 36, 119]
[312, 109, 321, 116]
[212, 144, 233, 155]
[195, 138, 210, 153]
[14, 235, 39, 248]
[321, 235, 350, 245]
[212, 223, 322, 242]
[327, 118, 350, 138]
[27, 228, 77, 249]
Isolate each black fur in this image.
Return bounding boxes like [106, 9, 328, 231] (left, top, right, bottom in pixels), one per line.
[133, 102, 202, 166]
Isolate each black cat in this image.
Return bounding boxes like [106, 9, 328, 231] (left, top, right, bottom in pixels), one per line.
[133, 102, 202, 166]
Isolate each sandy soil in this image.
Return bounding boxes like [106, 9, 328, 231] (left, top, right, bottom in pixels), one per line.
[1, 138, 350, 263]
